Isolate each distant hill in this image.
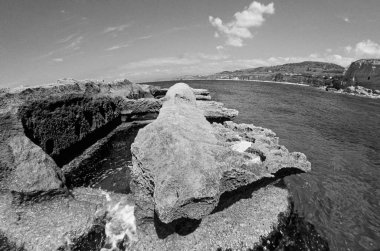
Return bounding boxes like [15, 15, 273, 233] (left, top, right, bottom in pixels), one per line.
[192, 61, 345, 87]
[344, 59, 380, 90]
[220, 61, 344, 76]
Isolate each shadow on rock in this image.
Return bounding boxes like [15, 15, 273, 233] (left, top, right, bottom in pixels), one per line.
[253, 201, 330, 251]
[153, 213, 202, 239]
[213, 167, 304, 214]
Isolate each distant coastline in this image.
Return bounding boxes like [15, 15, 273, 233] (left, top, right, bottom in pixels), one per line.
[214, 78, 310, 86]
[175, 78, 380, 99]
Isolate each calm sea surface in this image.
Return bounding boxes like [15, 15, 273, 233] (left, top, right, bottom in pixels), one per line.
[144, 80, 380, 251]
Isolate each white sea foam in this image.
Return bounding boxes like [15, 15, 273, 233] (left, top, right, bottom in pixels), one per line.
[101, 191, 137, 251]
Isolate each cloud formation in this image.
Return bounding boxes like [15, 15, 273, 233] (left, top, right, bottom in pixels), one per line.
[106, 43, 130, 51]
[354, 40, 380, 57]
[209, 1, 274, 47]
[122, 57, 200, 70]
[103, 24, 131, 34]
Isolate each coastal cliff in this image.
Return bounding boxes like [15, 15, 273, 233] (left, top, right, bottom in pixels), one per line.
[344, 59, 380, 90]
[0, 79, 320, 250]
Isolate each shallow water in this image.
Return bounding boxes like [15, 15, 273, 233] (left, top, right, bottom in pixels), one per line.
[144, 80, 380, 251]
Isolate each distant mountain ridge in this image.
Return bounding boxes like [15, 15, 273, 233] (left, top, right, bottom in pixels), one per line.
[219, 61, 344, 75]
[190, 61, 345, 87]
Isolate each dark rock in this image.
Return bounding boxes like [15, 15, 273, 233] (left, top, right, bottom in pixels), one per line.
[130, 83, 310, 224]
[195, 94, 212, 100]
[192, 88, 210, 96]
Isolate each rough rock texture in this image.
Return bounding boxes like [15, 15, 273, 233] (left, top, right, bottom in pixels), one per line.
[0, 188, 135, 251]
[19, 95, 125, 166]
[1, 135, 64, 194]
[122, 98, 162, 114]
[197, 100, 239, 122]
[131, 83, 310, 224]
[0, 101, 65, 195]
[0, 79, 149, 250]
[344, 59, 380, 90]
[133, 184, 289, 251]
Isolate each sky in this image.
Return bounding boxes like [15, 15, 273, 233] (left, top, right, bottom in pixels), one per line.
[1, 0, 380, 88]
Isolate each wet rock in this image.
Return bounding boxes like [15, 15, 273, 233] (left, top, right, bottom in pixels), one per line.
[130, 83, 310, 224]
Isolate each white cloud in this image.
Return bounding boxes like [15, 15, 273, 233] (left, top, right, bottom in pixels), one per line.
[136, 35, 153, 40]
[121, 57, 200, 70]
[345, 46, 353, 53]
[64, 36, 83, 50]
[197, 53, 229, 61]
[57, 33, 78, 44]
[354, 40, 380, 57]
[209, 1, 274, 47]
[216, 45, 224, 51]
[106, 43, 130, 51]
[103, 24, 131, 34]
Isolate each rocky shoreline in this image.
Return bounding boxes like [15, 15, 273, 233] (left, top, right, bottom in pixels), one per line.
[0, 79, 323, 250]
[321, 85, 380, 99]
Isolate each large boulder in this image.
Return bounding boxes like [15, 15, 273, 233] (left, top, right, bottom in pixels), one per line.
[131, 83, 310, 224]
[1, 135, 64, 194]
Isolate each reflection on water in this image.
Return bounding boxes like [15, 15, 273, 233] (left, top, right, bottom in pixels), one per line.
[90, 162, 133, 194]
[145, 80, 380, 251]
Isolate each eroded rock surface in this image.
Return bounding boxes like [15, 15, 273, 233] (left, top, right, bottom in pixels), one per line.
[134, 184, 290, 251]
[0, 188, 135, 251]
[131, 83, 310, 224]
[0, 79, 149, 250]
[197, 100, 239, 122]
